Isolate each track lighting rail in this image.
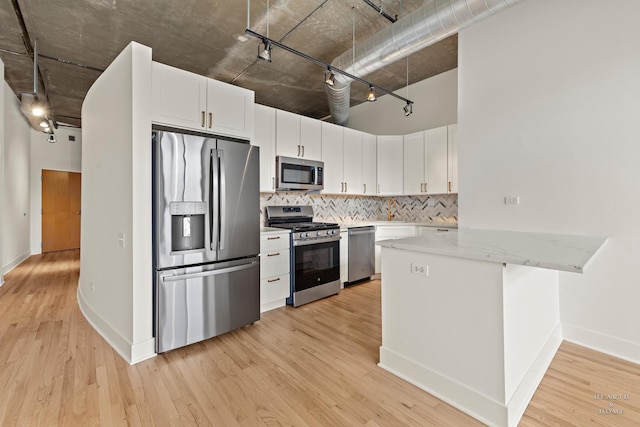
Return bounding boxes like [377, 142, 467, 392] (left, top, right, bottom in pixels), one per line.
[244, 28, 414, 111]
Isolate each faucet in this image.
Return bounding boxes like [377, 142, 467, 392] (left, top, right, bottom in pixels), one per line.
[387, 198, 397, 221]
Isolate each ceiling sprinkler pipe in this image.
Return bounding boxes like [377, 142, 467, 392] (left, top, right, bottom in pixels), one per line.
[326, 0, 527, 126]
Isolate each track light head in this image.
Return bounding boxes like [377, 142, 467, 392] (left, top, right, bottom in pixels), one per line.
[257, 40, 272, 62]
[403, 102, 413, 117]
[367, 86, 376, 102]
[47, 133, 56, 143]
[324, 69, 335, 87]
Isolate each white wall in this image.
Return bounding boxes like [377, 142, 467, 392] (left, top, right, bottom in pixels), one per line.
[2, 80, 31, 276]
[458, 0, 640, 362]
[29, 127, 82, 254]
[348, 69, 457, 135]
[0, 60, 4, 284]
[79, 42, 154, 364]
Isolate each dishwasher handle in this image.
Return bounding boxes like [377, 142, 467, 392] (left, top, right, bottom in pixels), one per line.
[348, 226, 376, 236]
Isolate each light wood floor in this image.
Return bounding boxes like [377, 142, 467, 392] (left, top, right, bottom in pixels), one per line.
[1, 250, 639, 426]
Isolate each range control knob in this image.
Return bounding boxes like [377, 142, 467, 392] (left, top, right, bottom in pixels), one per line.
[317, 231, 322, 237]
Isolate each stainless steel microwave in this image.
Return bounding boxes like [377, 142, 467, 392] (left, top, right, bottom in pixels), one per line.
[276, 156, 324, 191]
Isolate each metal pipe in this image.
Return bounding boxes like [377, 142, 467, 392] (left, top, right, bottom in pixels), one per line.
[362, 0, 396, 23]
[327, 0, 526, 125]
[33, 39, 38, 94]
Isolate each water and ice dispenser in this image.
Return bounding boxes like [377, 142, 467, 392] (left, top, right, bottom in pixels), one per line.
[170, 202, 207, 252]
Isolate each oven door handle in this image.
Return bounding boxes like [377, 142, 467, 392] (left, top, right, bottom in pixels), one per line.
[293, 236, 341, 246]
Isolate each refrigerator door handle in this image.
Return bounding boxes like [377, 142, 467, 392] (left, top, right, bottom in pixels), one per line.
[161, 261, 258, 282]
[210, 147, 220, 253]
[218, 149, 226, 251]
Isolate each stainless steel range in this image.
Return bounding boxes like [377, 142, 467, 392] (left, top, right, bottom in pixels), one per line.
[266, 206, 340, 307]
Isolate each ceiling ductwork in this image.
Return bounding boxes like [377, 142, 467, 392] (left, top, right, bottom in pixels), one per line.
[327, 0, 526, 126]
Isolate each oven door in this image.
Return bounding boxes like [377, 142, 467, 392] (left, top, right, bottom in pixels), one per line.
[292, 238, 340, 292]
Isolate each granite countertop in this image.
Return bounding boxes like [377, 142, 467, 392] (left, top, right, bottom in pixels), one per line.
[339, 220, 458, 229]
[378, 228, 607, 273]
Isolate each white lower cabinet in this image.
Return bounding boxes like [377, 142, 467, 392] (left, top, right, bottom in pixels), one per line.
[260, 231, 290, 313]
[374, 225, 417, 273]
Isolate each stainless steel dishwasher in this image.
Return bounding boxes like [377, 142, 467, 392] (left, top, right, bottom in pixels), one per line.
[347, 226, 376, 284]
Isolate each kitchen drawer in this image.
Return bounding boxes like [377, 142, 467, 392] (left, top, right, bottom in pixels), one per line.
[260, 273, 290, 304]
[260, 232, 290, 251]
[260, 250, 289, 278]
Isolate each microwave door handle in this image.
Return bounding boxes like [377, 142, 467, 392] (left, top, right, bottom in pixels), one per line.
[218, 150, 226, 251]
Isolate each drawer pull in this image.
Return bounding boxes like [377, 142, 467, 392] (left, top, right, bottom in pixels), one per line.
[267, 252, 280, 257]
[267, 236, 281, 240]
[267, 277, 281, 283]
[201, 111, 205, 127]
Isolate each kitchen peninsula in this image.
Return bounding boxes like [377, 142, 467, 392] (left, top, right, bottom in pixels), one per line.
[378, 229, 606, 427]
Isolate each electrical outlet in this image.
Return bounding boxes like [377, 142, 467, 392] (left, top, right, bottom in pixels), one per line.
[118, 232, 126, 248]
[504, 195, 520, 205]
[410, 263, 429, 276]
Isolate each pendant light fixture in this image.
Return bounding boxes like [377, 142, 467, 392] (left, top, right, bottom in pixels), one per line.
[257, 0, 271, 62]
[367, 86, 376, 102]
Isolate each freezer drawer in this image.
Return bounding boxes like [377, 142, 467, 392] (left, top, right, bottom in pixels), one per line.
[155, 257, 260, 353]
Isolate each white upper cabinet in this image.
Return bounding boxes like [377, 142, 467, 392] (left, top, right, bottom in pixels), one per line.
[275, 110, 300, 158]
[448, 124, 459, 194]
[426, 126, 449, 194]
[362, 133, 377, 195]
[343, 128, 363, 195]
[321, 122, 344, 194]
[300, 116, 322, 160]
[206, 79, 254, 140]
[275, 110, 321, 160]
[377, 135, 404, 195]
[254, 104, 276, 192]
[403, 131, 425, 194]
[403, 126, 449, 195]
[151, 62, 254, 140]
[322, 125, 375, 195]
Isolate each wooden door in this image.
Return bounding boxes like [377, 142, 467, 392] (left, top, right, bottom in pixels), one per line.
[42, 170, 81, 252]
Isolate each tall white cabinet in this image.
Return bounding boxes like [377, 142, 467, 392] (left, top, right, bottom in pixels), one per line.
[254, 104, 276, 192]
[403, 126, 448, 195]
[377, 135, 404, 195]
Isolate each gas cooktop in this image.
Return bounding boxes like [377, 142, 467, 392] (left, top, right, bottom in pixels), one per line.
[270, 222, 339, 232]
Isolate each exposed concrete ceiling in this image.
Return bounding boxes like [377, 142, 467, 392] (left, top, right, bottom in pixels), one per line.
[0, 0, 457, 128]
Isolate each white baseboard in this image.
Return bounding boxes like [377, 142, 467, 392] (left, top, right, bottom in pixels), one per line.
[505, 326, 562, 426]
[562, 323, 640, 365]
[260, 299, 285, 313]
[2, 250, 31, 277]
[379, 347, 507, 426]
[379, 326, 562, 427]
[77, 285, 156, 365]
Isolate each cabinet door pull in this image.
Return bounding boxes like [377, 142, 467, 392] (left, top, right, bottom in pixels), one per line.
[377, 184, 380, 194]
[201, 111, 205, 127]
[448, 181, 452, 193]
[301, 145, 305, 157]
[425, 182, 428, 193]
[363, 183, 366, 193]
[272, 177, 275, 189]
[420, 183, 424, 192]
[345, 182, 347, 192]
[267, 252, 280, 257]
[267, 236, 281, 240]
[209, 112, 213, 128]
[267, 277, 281, 283]
[297, 145, 301, 157]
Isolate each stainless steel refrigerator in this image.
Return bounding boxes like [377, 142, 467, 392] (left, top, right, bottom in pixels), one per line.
[152, 128, 260, 353]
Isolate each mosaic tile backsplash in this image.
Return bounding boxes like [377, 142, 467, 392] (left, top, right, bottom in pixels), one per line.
[260, 192, 458, 225]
